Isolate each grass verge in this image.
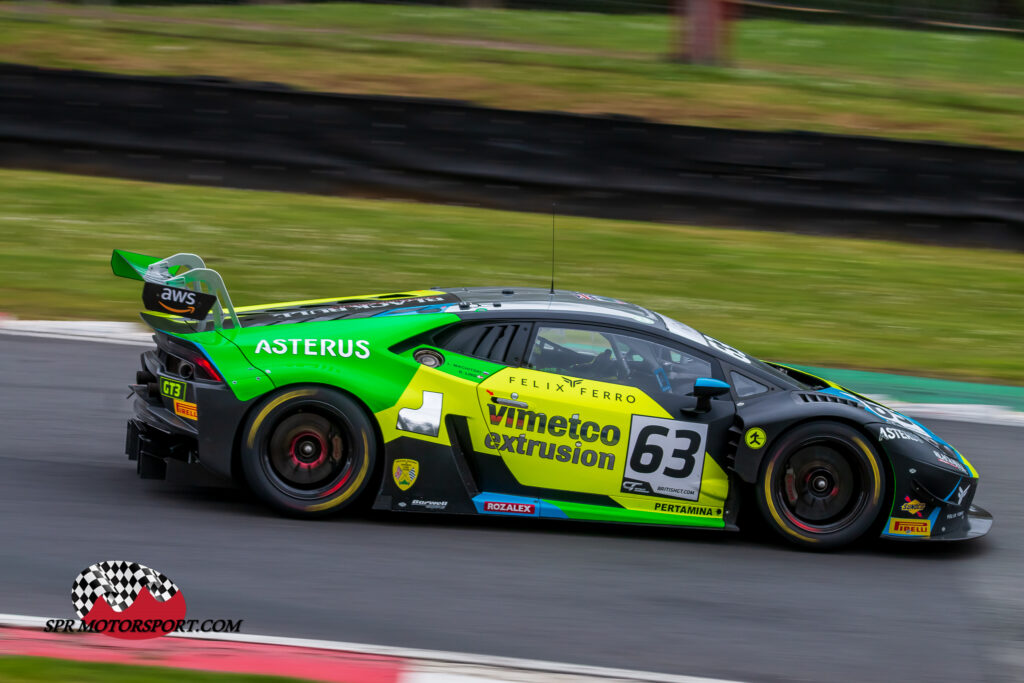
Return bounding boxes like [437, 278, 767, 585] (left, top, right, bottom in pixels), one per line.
[2, 169, 1023, 383]
[0, 656, 306, 683]
[2, 3, 1024, 148]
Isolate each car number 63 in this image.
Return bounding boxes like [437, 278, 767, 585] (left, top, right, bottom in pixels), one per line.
[621, 415, 708, 501]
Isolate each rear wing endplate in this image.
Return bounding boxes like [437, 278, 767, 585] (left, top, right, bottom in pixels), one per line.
[111, 249, 240, 330]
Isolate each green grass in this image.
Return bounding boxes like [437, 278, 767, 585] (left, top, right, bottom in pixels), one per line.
[2, 3, 1024, 148]
[0, 656, 308, 682]
[3, 168, 1024, 384]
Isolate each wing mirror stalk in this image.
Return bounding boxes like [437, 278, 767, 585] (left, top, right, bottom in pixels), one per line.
[684, 377, 731, 413]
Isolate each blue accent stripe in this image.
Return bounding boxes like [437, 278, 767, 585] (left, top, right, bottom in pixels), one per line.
[472, 493, 568, 519]
[374, 304, 450, 317]
[943, 478, 963, 502]
[187, 340, 223, 378]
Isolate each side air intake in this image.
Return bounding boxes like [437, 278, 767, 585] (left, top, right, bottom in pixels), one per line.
[796, 392, 861, 408]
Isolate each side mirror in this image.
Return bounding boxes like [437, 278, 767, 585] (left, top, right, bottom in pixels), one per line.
[690, 377, 731, 412]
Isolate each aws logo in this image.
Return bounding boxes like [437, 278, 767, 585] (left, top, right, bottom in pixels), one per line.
[142, 283, 217, 321]
[158, 287, 198, 313]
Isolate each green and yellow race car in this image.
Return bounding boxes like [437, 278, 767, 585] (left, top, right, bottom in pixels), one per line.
[114, 249, 991, 549]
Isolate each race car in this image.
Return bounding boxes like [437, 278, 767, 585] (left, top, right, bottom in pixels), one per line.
[113, 249, 992, 549]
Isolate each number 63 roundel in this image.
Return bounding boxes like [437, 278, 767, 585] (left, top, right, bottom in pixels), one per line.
[621, 415, 708, 501]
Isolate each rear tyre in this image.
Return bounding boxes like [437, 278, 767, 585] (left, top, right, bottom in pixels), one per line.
[756, 421, 886, 550]
[240, 386, 377, 517]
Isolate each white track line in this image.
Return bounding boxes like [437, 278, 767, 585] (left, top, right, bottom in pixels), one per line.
[0, 614, 737, 683]
[0, 329, 154, 346]
[0, 320, 152, 346]
[875, 399, 1024, 428]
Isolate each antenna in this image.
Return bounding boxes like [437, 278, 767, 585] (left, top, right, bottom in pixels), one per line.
[549, 202, 556, 295]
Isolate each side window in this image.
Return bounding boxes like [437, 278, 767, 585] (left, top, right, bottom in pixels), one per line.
[528, 328, 619, 382]
[436, 323, 530, 365]
[527, 325, 715, 396]
[731, 371, 769, 398]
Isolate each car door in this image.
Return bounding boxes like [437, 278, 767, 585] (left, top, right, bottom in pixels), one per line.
[476, 322, 736, 524]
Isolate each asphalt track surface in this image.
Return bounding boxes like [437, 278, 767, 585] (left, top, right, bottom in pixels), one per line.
[2, 335, 1022, 682]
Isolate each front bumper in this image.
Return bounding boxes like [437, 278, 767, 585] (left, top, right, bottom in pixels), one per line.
[882, 504, 992, 542]
[875, 424, 991, 542]
[948, 504, 992, 541]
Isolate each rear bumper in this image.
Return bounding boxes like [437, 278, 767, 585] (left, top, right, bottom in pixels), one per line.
[126, 382, 254, 481]
[125, 399, 199, 479]
[126, 336, 263, 481]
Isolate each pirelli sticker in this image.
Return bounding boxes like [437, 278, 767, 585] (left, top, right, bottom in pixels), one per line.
[888, 518, 930, 536]
[173, 399, 198, 421]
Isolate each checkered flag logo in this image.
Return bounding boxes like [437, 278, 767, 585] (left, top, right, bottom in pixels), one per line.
[71, 561, 180, 618]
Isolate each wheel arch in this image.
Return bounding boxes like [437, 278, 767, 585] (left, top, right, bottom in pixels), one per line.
[229, 382, 387, 488]
[734, 410, 893, 486]
[753, 417, 897, 548]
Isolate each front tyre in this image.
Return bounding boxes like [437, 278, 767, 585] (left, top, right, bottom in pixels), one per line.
[240, 386, 377, 517]
[756, 421, 886, 550]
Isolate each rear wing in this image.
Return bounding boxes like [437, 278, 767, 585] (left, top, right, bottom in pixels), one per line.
[111, 249, 240, 330]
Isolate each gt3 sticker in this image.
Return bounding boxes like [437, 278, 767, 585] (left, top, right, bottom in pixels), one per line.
[621, 415, 708, 501]
[160, 377, 185, 400]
